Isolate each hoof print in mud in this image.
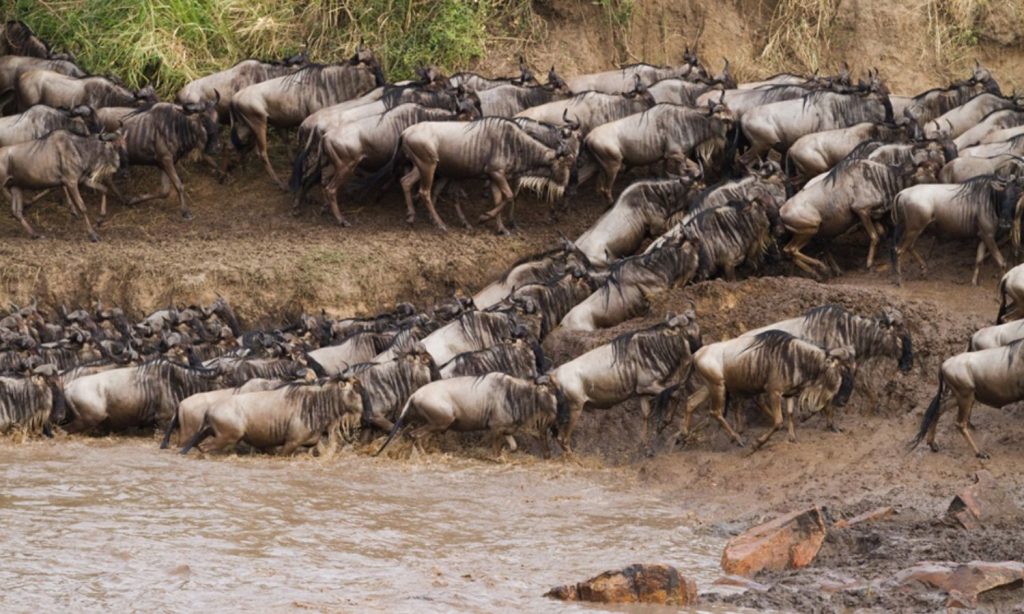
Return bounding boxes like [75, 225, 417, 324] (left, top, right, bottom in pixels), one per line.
[947, 469, 1023, 530]
[545, 563, 698, 605]
[895, 560, 1024, 609]
[721, 506, 827, 577]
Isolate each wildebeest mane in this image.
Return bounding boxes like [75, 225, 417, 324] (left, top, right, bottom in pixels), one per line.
[347, 357, 429, 423]
[137, 357, 218, 418]
[610, 322, 688, 380]
[800, 304, 906, 363]
[442, 341, 537, 379]
[683, 201, 773, 279]
[0, 376, 52, 432]
[286, 380, 358, 432]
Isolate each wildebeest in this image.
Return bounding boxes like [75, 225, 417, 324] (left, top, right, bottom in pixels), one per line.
[666, 161, 788, 226]
[582, 101, 734, 202]
[399, 117, 576, 234]
[438, 336, 545, 380]
[375, 372, 568, 457]
[472, 240, 592, 309]
[891, 174, 1023, 285]
[514, 85, 656, 134]
[781, 157, 938, 275]
[566, 59, 703, 94]
[448, 59, 535, 92]
[0, 21, 67, 59]
[0, 364, 65, 436]
[229, 49, 385, 188]
[558, 236, 699, 332]
[176, 53, 308, 117]
[681, 198, 780, 281]
[475, 69, 572, 117]
[742, 79, 893, 157]
[549, 312, 701, 451]
[63, 357, 220, 433]
[923, 93, 1022, 140]
[786, 121, 906, 178]
[970, 319, 1024, 351]
[996, 263, 1024, 323]
[575, 176, 701, 267]
[348, 349, 439, 432]
[15, 69, 156, 112]
[938, 153, 1024, 184]
[0, 104, 99, 147]
[903, 63, 1002, 129]
[912, 339, 1024, 458]
[316, 101, 479, 226]
[418, 309, 520, 365]
[679, 330, 854, 449]
[954, 110, 1024, 150]
[160, 375, 299, 449]
[180, 375, 369, 456]
[697, 82, 820, 118]
[107, 100, 220, 220]
[0, 55, 85, 107]
[308, 329, 396, 375]
[498, 269, 597, 339]
[0, 129, 126, 241]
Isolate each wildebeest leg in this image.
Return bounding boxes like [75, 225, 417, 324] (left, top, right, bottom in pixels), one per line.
[126, 172, 172, 208]
[853, 207, 882, 269]
[951, 390, 987, 458]
[64, 182, 99, 242]
[753, 391, 783, 450]
[709, 382, 746, 447]
[785, 398, 797, 442]
[971, 241, 988, 286]
[924, 395, 951, 452]
[559, 400, 584, 454]
[980, 233, 1007, 286]
[678, 384, 709, 442]
[254, 121, 286, 190]
[417, 163, 449, 233]
[504, 434, 518, 452]
[323, 159, 356, 227]
[400, 167, 422, 225]
[596, 157, 621, 204]
[783, 231, 828, 278]
[10, 188, 42, 239]
[163, 158, 192, 220]
[479, 173, 513, 235]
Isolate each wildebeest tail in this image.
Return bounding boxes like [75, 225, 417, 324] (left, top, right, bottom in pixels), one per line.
[180, 414, 212, 455]
[159, 407, 179, 449]
[352, 136, 406, 195]
[289, 129, 321, 193]
[996, 276, 1009, 324]
[228, 104, 252, 152]
[911, 370, 945, 450]
[374, 396, 411, 456]
[652, 384, 681, 433]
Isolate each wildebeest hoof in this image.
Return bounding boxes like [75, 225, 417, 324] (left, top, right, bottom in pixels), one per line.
[976, 450, 991, 460]
[88, 232, 100, 243]
[182, 211, 194, 221]
[435, 224, 449, 234]
[405, 215, 416, 225]
[96, 216, 106, 227]
[829, 425, 843, 433]
[336, 219, 351, 228]
[496, 228, 510, 237]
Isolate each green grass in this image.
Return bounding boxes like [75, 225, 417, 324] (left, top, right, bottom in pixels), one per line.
[7, 0, 536, 97]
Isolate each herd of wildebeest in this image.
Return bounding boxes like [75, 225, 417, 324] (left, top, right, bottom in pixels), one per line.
[3, 21, 1024, 460]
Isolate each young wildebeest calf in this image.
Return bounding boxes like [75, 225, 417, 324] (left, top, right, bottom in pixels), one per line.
[0, 129, 125, 241]
[677, 330, 854, 449]
[181, 375, 369, 456]
[912, 339, 1024, 458]
[375, 372, 568, 457]
[891, 174, 1023, 285]
[550, 312, 701, 452]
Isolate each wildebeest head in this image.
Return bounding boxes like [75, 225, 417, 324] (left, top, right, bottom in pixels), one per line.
[682, 46, 700, 68]
[415, 65, 446, 88]
[183, 92, 221, 155]
[515, 56, 536, 86]
[283, 51, 308, 67]
[706, 92, 736, 129]
[348, 40, 385, 86]
[625, 74, 655, 105]
[544, 66, 571, 95]
[99, 128, 130, 170]
[535, 374, 570, 432]
[68, 105, 101, 135]
[134, 84, 158, 104]
[2, 20, 50, 58]
[32, 363, 67, 425]
[879, 307, 913, 373]
[665, 305, 702, 352]
[405, 343, 442, 381]
[820, 346, 856, 409]
[971, 60, 1001, 95]
[714, 59, 737, 89]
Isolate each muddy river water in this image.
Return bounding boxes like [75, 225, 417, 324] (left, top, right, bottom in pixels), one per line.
[0, 438, 727, 612]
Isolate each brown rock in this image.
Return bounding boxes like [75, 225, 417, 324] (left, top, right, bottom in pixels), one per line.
[545, 563, 698, 605]
[713, 574, 770, 592]
[947, 470, 1022, 530]
[895, 560, 1024, 608]
[721, 507, 827, 577]
[833, 506, 895, 529]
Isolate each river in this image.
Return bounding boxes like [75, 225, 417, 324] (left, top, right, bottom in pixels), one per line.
[0, 437, 728, 612]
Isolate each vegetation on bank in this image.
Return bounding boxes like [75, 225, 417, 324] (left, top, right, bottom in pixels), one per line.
[7, 0, 540, 96]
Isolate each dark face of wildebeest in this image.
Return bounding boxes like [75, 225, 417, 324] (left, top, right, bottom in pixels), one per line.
[183, 93, 222, 155]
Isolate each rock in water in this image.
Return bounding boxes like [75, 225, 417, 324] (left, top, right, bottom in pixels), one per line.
[947, 469, 1022, 530]
[545, 563, 698, 605]
[721, 506, 827, 576]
